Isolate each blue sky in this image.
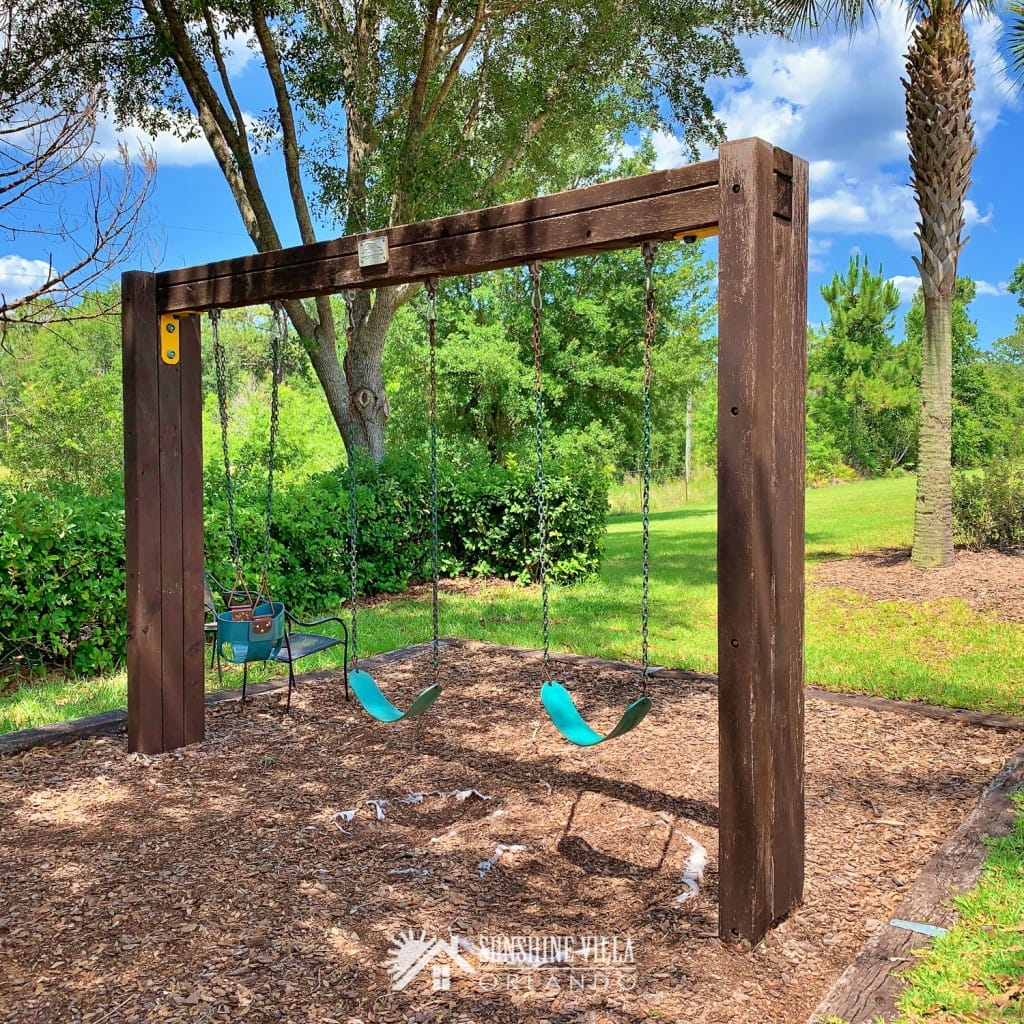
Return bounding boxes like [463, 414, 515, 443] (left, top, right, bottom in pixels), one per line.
[3, 3, 1022, 348]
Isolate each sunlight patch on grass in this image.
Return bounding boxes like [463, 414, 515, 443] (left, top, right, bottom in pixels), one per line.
[807, 589, 1024, 715]
[0, 673, 128, 733]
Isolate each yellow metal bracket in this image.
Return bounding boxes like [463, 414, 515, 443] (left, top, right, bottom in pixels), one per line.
[675, 225, 719, 243]
[160, 312, 201, 365]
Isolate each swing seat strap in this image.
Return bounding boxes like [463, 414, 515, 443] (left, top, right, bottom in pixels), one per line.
[348, 669, 442, 723]
[540, 681, 652, 747]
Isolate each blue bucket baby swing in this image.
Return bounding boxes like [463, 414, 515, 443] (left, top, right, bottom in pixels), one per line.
[210, 304, 347, 709]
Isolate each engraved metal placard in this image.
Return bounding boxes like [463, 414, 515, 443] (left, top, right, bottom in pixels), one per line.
[357, 235, 389, 267]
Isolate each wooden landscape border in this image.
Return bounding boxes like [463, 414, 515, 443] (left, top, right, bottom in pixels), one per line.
[122, 136, 808, 945]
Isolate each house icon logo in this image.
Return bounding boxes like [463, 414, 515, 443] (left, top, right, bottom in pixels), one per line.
[386, 929, 476, 991]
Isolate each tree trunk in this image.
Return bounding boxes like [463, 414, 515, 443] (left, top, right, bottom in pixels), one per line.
[905, 1, 975, 568]
[684, 390, 692, 502]
[297, 287, 400, 463]
[914, 296, 955, 565]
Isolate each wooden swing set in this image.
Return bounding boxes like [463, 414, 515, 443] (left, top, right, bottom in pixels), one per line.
[122, 136, 808, 945]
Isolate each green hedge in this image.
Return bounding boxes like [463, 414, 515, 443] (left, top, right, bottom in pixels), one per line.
[1, 451, 608, 674]
[953, 461, 1024, 551]
[0, 487, 127, 674]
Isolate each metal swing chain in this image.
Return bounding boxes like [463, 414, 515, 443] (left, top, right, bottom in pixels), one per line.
[426, 278, 441, 684]
[262, 303, 285, 596]
[212, 308, 243, 577]
[344, 291, 360, 667]
[640, 241, 659, 692]
[529, 261, 550, 671]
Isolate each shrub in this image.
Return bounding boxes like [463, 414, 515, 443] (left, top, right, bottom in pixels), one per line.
[0, 446, 609, 675]
[205, 445, 610, 604]
[0, 486, 126, 673]
[439, 452, 608, 584]
[953, 461, 1024, 551]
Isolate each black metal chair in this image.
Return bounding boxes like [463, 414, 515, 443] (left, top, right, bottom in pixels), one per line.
[205, 571, 348, 710]
[273, 612, 349, 710]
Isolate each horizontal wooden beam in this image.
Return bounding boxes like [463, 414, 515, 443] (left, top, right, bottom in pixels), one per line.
[156, 160, 721, 313]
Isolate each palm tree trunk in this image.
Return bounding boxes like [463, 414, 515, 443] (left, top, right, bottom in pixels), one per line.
[915, 297, 954, 564]
[905, 0, 975, 568]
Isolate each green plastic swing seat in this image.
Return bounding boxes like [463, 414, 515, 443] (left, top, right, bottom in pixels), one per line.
[348, 669, 442, 723]
[540, 681, 652, 746]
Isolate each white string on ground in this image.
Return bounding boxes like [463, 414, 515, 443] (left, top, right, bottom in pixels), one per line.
[477, 844, 530, 876]
[674, 836, 708, 903]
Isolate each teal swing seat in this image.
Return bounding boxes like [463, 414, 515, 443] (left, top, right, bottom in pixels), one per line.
[348, 669, 442, 723]
[530, 251, 658, 750]
[341, 285, 444, 727]
[541, 681, 652, 747]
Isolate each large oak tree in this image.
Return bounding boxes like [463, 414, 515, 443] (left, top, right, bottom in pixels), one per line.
[26, 0, 770, 460]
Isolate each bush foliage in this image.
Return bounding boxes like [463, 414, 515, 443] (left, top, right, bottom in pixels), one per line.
[0, 487, 127, 674]
[0, 450, 608, 674]
[952, 462, 1024, 552]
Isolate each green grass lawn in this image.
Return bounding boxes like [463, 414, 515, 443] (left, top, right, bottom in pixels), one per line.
[892, 794, 1024, 1023]
[3, 474, 1022, 732]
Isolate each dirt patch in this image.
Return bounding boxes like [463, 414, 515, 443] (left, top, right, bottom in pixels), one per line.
[0, 641, 1019, 1024]
[364, 576, 518, 608]
[811, 547, 1024, 624]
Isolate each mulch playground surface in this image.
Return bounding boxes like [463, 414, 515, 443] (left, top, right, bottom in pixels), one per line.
[2, 627, 1022, 1023]
[812, 546, 1024, 624]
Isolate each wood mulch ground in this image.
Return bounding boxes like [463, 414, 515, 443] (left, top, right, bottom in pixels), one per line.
[1, 640, 1020, 1024]
[811, 548, 1024, 624]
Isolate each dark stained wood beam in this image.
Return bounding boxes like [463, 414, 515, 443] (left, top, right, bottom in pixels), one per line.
[123, 278, 205, 754]
[156, 161, 721, 313]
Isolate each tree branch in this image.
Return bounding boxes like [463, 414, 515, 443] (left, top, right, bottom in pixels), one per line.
[250, 0, 319, 248]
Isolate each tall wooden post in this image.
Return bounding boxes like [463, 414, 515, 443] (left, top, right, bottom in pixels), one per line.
[123, 273, 205, 754]
[716, 139, 808, 943]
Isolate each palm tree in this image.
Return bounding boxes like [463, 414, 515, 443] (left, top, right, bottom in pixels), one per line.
[783, 0, 1021, 566]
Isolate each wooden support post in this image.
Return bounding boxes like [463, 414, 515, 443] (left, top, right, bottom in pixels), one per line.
[716, 139, 808, 944]
[123, 273, 205, 753]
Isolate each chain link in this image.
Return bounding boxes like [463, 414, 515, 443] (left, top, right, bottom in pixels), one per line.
[262, 304, 285, 595]
[529, 262, 550, 671]
[426, 278, 440, 683]
[640, 241, 658, 691]
[344, 291, 359, 666]
[212, 309, 243, 577]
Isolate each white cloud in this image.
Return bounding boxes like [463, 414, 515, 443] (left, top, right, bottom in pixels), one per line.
[650, 130, 685, 170]
[653, 1, 1022, 251]
[713, 5, 910, 167]
[93, 114, 217, 167]
[0, 255, 55, 301]
[886, 276, 1006, 302]
[808, 234, 833, 272]
[808, 178, 918, 245]
[964, 199, 994, 229]
[968, 12, 1020, 140]
[222, 27, 257, 77]
[888, 274, 922, 302]
[92, 106, 268, 168]
[975, 279, 1007, 297]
